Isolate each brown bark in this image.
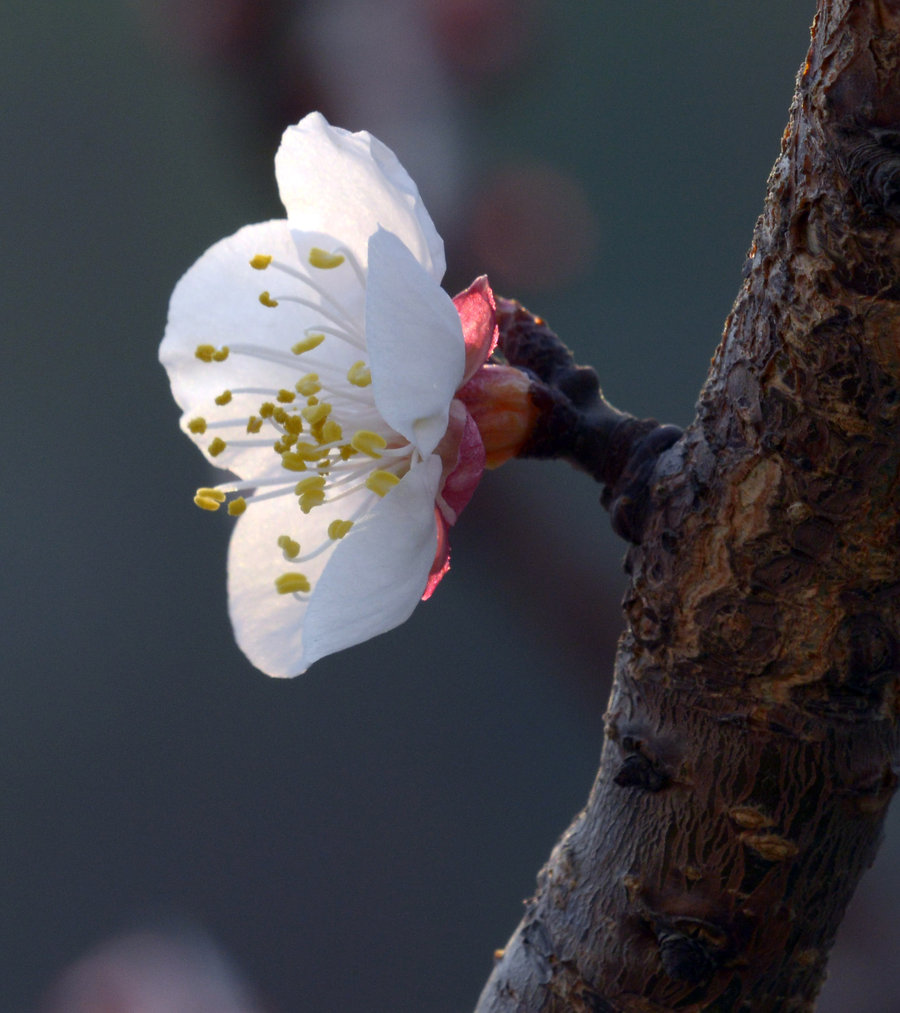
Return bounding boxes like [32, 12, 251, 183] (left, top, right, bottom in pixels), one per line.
[476, 3, 900, 1010]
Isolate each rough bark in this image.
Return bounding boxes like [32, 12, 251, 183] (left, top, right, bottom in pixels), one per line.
[476, 3, 900, 1010]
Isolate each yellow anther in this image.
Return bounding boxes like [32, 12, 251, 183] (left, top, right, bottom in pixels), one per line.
[339, 444, 357, 460]
[259, 291, 279, 308]
[351, 430, 387, 458]
[302, 402, 332, 425]
[188, 417, 207, 434]
[347, 361, 372, 387]
[277, 534, 301, 559]
[194, 487, 226, 511]
[328, 519, 354, 540]
[273, 406, 289, 425]
[249, 254, 273, 270]
[194, 494, 222, 511]
[276, 389, 295, 404]
[294, 475, 326, 494]
[212, 346, 230, 362]
[295, 373, 321, 397]
[309, 247, 345, 269]
[215, 390, 232, 406]
[275, 572, 310, 595]
[365, 470, 400, 497]
[195, 344, 215, 361]
[280, 452, 308, 472]
[259, 401, 275, 418]
[283, 415, 303, 435]
[319, 419, 343, 444]
[299, 489, 326, 513]
[196, 487, 226, 502]
[292, 333, 326, 355]
[208, 437, 227, 457]
[247, 416, 263, 434]
[297, 441, 329, 461]
[227, 496, 247, 516]
[306, 395, 319, 406]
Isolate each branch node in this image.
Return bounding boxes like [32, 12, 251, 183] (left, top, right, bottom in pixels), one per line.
[657, 930, 718, 984]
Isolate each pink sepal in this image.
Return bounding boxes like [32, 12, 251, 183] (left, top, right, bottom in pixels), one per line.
[422, 405, 485, 601]
[438, 405, 485, 523]
[453, 275, 498, 384]
[423, 275, 496, 602]
[423, 510, 451, 600]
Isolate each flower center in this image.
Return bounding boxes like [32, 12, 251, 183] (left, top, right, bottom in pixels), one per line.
[189, 244, 421, 599]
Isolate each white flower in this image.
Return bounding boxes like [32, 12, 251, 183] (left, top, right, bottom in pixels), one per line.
[160, 113, 496, 677]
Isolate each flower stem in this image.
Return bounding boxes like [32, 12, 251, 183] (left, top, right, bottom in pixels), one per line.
[496, 297, 682, 543]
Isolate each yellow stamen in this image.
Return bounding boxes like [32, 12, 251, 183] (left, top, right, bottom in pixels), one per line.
[328, 519, 354, 540]
[195, 344, 215, 362]
[194, 494, 222, 511]
[299, 489, 326, 513]
[294, 475, 326, 494]
[309, 248, 345, 269]
[283, 415, 303, 435]
[247, 416, 263, 434]
[193, 487, 226, 511]
[347, 361, 372, 387]
[319, 419, 343, 444]
[295, 374, 321, 397]
[227, 497, 247, 516]
[276, 389, 295, 404]
[215, 390, 232, 406]
[302, 402, 332, 425]
[351, 430, 387, 458]
[365, 470, 400, 497]
[208, 437, 227, 457]
[249, 254, 273, 270]
[280, 453, 308, 472]
[295, 441, 329, 461]
[259, 401, 275, 418]
[277, 534, 301, 559]
[259, 291, 278, 308]
[275, 572, 310, 594]
[212, 347, 229, 362]
[196, 487, 226, 502]
[188, 417, 207, 434]
[273, 406, 289, 425]
[292, 333, 326, 355]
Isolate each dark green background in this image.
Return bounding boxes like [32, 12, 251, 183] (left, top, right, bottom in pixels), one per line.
[3, 2, 897, 1009]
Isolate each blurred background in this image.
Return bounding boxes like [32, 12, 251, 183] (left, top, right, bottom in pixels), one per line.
[3, 1, 898, 1009]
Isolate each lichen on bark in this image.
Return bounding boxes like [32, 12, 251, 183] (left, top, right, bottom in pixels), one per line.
[476, 2, 900, 1010]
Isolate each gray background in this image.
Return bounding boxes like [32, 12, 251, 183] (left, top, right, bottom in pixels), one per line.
[3, 1, 898, 1009]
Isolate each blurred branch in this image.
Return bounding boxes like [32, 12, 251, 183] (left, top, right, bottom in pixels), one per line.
[476, 2, 900, 1009]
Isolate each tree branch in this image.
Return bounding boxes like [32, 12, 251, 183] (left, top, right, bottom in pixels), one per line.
[476, 2, 900, 1009]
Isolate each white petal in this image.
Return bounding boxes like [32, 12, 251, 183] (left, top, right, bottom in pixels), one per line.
[366, 229, 465, 457]
[275, 112, 445, 280]
[160, 219, 366, 479]
[300, 456, 443, 671]
[227, 484, 372, 678]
